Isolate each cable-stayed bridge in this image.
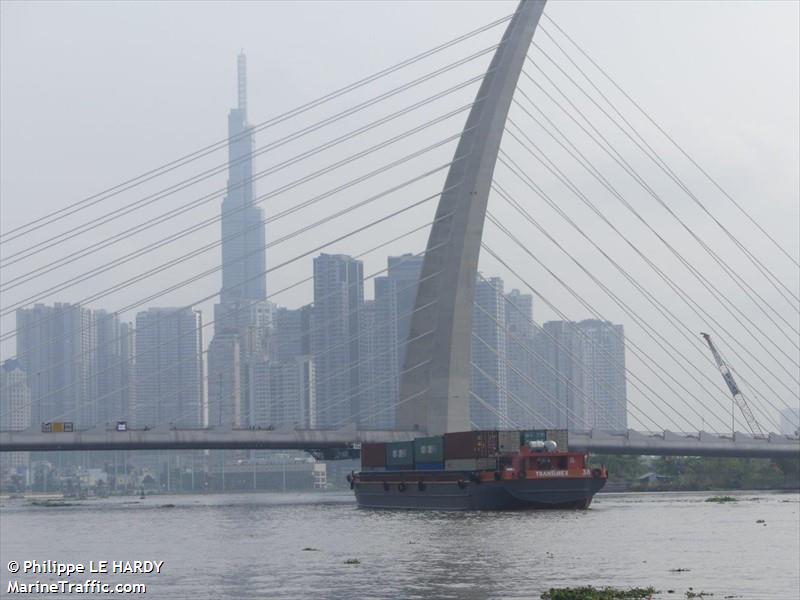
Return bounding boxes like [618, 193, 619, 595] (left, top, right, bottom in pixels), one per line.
[1, 0, 798, 462]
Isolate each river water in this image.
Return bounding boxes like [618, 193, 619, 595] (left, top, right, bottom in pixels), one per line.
[1, 490, 798, 599]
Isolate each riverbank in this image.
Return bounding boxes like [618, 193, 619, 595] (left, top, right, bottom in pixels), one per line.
[591, 455, 800, 493]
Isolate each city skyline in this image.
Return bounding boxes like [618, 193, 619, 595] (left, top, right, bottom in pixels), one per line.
[1, 1, 797, 437]
[0, 52, 633, 434]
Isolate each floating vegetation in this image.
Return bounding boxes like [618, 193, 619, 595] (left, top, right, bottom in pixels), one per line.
[301, 547, 319, 552]
[158, 504, 176, 509]
[669, 568, 691, 573]
[704, 496, 737, 503]
[686, 590, 713, 598]
[343, 558, 361, 565]
[540, 586, 657, 599]
[755, 519, 765, 524]
[30, 500, 77, 507]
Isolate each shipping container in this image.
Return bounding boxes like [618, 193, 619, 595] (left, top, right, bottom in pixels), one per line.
[546, 429, 569, 451]
[385, 441, 414, 467]
[444, 430, 499, 459]
[445, 457, 498, 471]
[414, 462, 444, 471]
[498, 430, 521, 453]
[413, 436, 444, 463]
[521, 429, 547, 444]
[360, 466, 387, 472]
[361, 442, 387, 468]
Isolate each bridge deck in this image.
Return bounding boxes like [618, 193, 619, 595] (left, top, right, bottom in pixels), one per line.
[1, 428, 798, 458]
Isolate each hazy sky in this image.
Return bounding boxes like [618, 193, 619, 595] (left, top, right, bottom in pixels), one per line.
[1, 1, 798, 432]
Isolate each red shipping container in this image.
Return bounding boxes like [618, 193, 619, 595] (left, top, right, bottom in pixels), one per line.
[361, 443, 387, 467]
[444, 431, 499, 459]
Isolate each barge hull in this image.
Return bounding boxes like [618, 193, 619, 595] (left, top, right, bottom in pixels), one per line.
[354, 476, 605, 511]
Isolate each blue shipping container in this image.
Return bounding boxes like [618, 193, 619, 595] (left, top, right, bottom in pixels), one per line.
[415, 462, 444, 471]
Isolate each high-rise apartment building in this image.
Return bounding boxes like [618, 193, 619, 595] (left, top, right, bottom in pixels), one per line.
[134, 308, 204, 427]
[207, 331, 242, 427]
[504, 289, 536, 428]
[0, 359, 32, 471]
[577, 319, 627, 431]
[94, 310, 135, 426]
[271, 305, 312, 362]
[532, 319, 627, 431]
[532, 321, 588, 430]
[246, 305, 315, 429]
[248, 356, 315, 429]
[369, 254, 424, 429]
[15, 303, 96, 427]
[312, 254, 364, 428]
[470, 276, 508, 429]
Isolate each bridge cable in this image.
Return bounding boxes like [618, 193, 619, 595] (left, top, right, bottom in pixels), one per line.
[471, 288, 654, 432]
[0, 13, 512, 243]
[489, 177, 782, 432]
[482, 223, 721, 434]
[519, 64, 800, 347]
[509, 86, 800, 392]
[34, 239, 446, 427]
[1, 51, 496, 275]
[496, 155, 793, 430]
[0, 187, 452, 424]
[1, 103, 478, 325]
[540, 15, 800, 270]
[531, 35, 799, 308]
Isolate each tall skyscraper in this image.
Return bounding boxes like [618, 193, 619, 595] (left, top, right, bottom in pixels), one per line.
[220, 52, 265, 304]
[16, 303, 96, 427]
[470, 275, 508, 429]
[134, 308, 204, 427]
[504, 289, 537, 428]
[369, 254, 424, 429]
[209, 52, 271, 427]
[312, 254, 364, 428]
[0, 359, 32, 472]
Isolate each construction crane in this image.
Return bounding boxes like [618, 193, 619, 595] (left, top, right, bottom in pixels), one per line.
[701, 332, 766, 438]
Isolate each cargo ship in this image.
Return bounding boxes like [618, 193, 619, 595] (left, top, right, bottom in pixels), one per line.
[348, 430, 607, 511]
